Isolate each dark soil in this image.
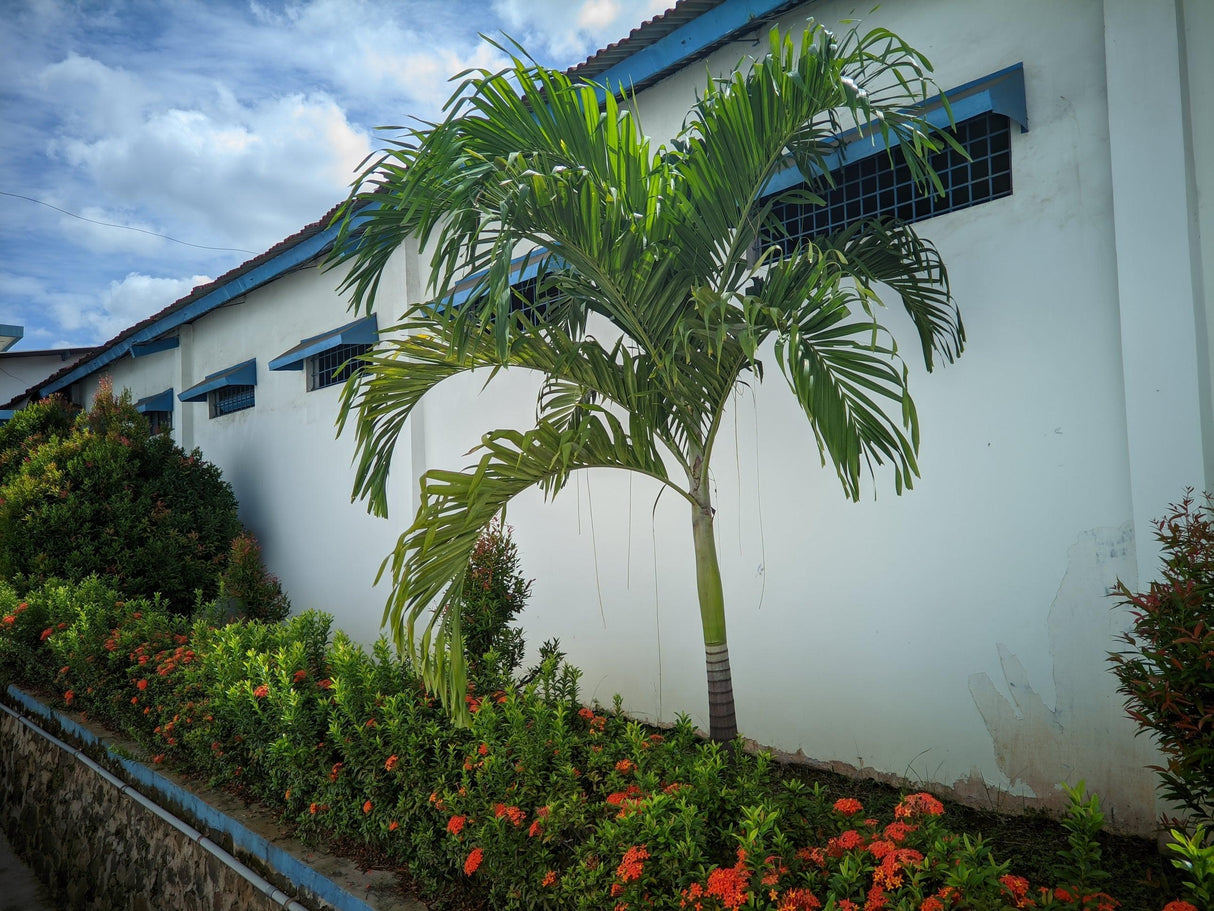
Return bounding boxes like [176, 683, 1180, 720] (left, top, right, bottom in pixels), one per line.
[776, 762, 1178, 911]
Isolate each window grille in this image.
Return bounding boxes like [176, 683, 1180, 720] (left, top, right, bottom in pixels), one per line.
[209, 385, 255, 417]
[308, 342, 370, 391]
[145, 411, 172, 435]
[506, 276, 555, 324]
[766, 111, 1013, 253]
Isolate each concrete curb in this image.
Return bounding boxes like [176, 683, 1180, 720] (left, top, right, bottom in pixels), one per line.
[4, 685, 382, 911]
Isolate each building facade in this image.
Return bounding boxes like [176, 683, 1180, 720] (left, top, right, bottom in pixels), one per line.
[7, 0, 1211, 833]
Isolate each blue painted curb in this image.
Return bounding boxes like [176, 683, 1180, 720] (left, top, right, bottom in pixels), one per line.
[6, 685, 379, 911]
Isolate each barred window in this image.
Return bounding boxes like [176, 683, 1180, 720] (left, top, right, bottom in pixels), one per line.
[767, 111, 1013, 253]
[308, 342, 370, 391]
[209, 385, 255, 418]
[145, 410, 172, 435]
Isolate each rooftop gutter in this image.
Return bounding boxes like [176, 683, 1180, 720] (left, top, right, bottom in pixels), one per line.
[37, 228, 340, 399]
[584, 0, 802, 99]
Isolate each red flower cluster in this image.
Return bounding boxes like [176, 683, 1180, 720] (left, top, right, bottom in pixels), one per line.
[447, 814, 467, 836]
[252, 684, 269, 698]
[999, 875, 1032, 908]
[833, 797, 864, 816]
[615, 758, 636, 774]
[606, 784, 645, 818]
[775, 888, 821, 911]
[493, 803, 525, 826]
[893, 792, 944, 819]
[384, 754, 399, 771]
[464, 846, 483, 876]
[616, 844, 649, 883]
[528, 806, 550, 838]
[706, 857, 750, 911]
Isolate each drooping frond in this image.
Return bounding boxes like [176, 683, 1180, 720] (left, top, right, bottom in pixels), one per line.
[381, 415, 683, 719]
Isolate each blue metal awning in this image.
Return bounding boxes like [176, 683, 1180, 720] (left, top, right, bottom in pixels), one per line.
[0, 409, 13, 423]
[131, 337, 179, 358]
[269, 315, 379, 371]
[179, 359, 256, 403]
[763, 63, 1028, 197]
[134, 389, 174, 414]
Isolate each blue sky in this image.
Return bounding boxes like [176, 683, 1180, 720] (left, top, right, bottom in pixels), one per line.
[0, 0, 669, 350]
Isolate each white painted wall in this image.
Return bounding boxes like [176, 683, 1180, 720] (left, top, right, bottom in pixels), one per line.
[60, 0, 1210, 833]
[1, 351, 93, 404]
[408, 0, 1181, 831]
[84, 251, 413, 647]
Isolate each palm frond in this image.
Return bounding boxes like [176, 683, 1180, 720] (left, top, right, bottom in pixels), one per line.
[382, 415, 683, 719]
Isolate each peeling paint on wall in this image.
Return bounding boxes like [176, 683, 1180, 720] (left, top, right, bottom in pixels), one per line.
[967, 523, 1161, 833]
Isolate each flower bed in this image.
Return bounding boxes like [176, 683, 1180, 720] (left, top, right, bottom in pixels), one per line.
[0, 578, 1204, 911]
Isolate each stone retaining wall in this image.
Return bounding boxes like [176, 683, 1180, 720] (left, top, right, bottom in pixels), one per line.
[0, 706, 294, 911]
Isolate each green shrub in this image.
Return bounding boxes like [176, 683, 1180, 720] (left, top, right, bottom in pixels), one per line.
[0, 394, 77, 486]
[1109, 492, 1214, 826]
[459, 520, 530, 690]
[219, 533, 291, 623]
[5, 577, 1201, 911]
[0, 380, 241, 609]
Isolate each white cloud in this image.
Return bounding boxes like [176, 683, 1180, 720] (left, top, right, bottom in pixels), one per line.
[42, 53, 372, 251]
[0, 271, 210, 346]
[93, 273, 212, 338]
[491, 0, 669, 60]
[38, 52, 155, 137]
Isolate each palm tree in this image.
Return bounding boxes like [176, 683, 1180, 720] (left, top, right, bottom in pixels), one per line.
[329, 23, 965, 741]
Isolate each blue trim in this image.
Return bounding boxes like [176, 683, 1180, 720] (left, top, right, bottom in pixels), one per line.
[0, 410, 13, 423]
[269, 314, 379, 371]
[179, 359, 256, 403]
[589, 0, 798, 98]
[134, 389, 174, 414]
[131, 337, 179, 358]
[447, 254, 546, 309]
[5, 686, 377, 911]
[0, 324, 22, 353]
[37, 207, 378, 399]
[763, 64, 1027, 197]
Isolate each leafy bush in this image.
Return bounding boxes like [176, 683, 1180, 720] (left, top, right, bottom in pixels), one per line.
[0, 577, 1196, 910]
[219, 533, 291, 623]
[0, 380, 242, 609]
[1109, 492, 1214, 826]
[459, 520, 530, 690]
[0, 394, 76, 486]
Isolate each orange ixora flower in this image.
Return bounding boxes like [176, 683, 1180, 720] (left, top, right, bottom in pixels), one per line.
[447, 815, 467, 836]
[706, 865, 749, 911]
[1162, 903, 1198, 911]
[542, 870, 557, 887]
[389, 820, 399, 832]
[833, 798, 864, 816]
[252, 684, 269, 698]
[615, 758, 636, 774]
[894, 792, 944, 819]
[776, 888, 821, 911]
[385, 754, 399, 771]
[463, 847, 483, 876]
[616, 845, 649, 882]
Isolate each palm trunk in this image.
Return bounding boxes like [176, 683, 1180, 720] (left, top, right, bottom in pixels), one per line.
[691, 460, 738, 743]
